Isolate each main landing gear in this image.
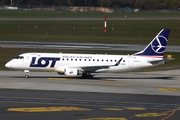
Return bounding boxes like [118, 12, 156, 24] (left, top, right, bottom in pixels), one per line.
[82, 73, 94, 79]
[24, 70, 30, 78]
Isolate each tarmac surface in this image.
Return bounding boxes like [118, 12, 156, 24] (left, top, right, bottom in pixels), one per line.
[1, 16, 180, 120]
[0, 70, 180, 120]
[1, 41, 180, 52]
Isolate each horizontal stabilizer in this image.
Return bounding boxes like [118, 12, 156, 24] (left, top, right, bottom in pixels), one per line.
[148, 58, 174, 65]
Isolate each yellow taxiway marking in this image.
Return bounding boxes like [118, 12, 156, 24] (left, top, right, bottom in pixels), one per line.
[99, 81, 128, 86]
[158, 87, 180, 91]
[135, 112, 169, 117]
[101, 107, 145, 111]
[48, 78, 78, 80]
[48, 78, 128, 86]
[101, 108, 123, 111]
[126, 107, 146, 110]
[7, 106, 91, 112]
[80, 118, 127, 120]
[135, 107, 180, 118]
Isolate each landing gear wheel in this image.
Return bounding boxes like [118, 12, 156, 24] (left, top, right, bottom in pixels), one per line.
[24, 70, 30, 79]
[82, 74, 88, 79]
[88, 75, 93, 79]
[82, 73, 93, 79]
[25, 75, 29, 78]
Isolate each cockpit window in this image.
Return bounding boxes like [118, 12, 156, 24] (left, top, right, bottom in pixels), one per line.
[14, 56, 24, 59]
[20, 56, 24, 59]
[14, 56, 20, 59]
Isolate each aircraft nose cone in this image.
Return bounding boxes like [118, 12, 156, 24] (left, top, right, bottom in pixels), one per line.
[5, 61, 12, 68]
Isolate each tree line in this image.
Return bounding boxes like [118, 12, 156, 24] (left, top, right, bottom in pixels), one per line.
[1, 0, 180, 10]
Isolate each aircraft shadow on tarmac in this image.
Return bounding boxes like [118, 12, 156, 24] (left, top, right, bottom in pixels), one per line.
[94, 76, 175, 80]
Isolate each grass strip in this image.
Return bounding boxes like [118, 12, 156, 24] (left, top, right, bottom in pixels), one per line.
[0, 21, 180, 45]
[0, 11, 179, 18]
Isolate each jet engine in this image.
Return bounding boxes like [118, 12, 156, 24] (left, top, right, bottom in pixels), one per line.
[64, 68, 83, 77]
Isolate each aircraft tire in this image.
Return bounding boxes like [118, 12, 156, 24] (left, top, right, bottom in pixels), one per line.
[82, 74, 93, 79]
[25, 75, 29, 78]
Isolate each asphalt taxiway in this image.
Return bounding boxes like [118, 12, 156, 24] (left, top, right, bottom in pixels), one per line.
[0, 70, 180, 96]
[0, 89, 180, 120]
[0, 40, 180, 52]
[0, 70, 180, 120]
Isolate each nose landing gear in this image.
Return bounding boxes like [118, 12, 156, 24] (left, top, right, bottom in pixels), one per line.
[24, 70, 30, 78]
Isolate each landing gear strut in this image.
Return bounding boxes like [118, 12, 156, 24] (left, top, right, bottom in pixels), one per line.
[24, 70, 30, 78]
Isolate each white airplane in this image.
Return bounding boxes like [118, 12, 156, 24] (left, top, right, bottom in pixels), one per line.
[5, 29, 173, 78]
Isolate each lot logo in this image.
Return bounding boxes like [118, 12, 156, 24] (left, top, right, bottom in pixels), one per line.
[30, 57, 60, 67]
[151, 36, 167, 54]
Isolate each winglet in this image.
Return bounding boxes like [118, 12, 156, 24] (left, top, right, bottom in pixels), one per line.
[114, 58, 123, 66]
[134, 29, 170, 56]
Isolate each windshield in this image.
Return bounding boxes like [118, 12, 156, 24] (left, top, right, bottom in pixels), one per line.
[14, 56, 24, 59]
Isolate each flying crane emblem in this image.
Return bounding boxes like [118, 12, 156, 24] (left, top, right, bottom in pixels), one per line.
[151, 35, 167, 54]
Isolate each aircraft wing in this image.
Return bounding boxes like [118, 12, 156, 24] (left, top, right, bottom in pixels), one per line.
[80, 65, 110, 72]
[79, 58, 123, 72]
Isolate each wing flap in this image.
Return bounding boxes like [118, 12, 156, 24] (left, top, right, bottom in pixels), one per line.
[81, 65, 110, 72]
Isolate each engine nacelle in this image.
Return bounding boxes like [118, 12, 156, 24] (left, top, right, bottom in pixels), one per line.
[64, 68, 82, 77]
